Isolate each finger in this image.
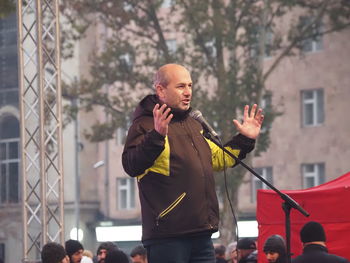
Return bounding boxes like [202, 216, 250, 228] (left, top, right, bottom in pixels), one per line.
[232, 119, 242, 130]
[153, 104, 160, 117]
[249, 104, 257, 118]
[259, 114, 265, 124]
[165, 113, 173, 124]
[243, 105, 249, 120]
[159, 104, 168, 114]
[255, 108, 263, 120]
[161, 107, 171, 120]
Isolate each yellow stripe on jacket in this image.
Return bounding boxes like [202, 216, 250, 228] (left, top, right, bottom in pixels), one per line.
[137, 136, 170, 181]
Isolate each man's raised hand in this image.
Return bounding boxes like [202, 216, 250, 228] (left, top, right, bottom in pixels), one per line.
[153, 104, 173, 136]
[233, 104, 264, 139]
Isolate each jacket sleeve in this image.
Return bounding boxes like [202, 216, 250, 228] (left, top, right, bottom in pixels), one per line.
[209, 133, 255, 171]
[122, 120, 165, 177]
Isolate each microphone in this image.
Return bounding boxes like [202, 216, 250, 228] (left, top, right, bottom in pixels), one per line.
[190, 110, 219, 139]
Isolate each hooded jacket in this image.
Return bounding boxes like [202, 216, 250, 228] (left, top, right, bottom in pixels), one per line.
[263, 235, 287, 263]
[122, 95, 255, 241]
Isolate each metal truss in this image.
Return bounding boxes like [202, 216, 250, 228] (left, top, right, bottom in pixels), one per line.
[17, 0, 64, 262]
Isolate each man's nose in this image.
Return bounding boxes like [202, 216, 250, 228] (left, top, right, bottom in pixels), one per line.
[183, 86, 191, 95]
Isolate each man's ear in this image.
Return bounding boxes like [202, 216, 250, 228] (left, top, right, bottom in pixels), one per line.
[156, 84, 165, 99]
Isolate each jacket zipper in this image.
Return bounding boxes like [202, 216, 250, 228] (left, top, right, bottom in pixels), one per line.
[156, 192, 186, 226]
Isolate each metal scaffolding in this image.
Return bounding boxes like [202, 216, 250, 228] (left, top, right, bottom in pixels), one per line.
[17, 0, 64, 262]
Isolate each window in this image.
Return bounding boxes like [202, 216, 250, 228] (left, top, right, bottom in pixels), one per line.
[300, 17, 323, 53]
[119, 53, 133, 72]
[302, 163, 325, 188]
[251, 167, 273, 202]
[166, 39, 177, 54]
[302, 89, 324, 126]
[205, 39, 216, 58]
[250, 27, 273, 58]
[117, 178, 135, 210]
[0, 13, 18, 107]
[0, 115, 20, 204]
[162, 0, 173, 8]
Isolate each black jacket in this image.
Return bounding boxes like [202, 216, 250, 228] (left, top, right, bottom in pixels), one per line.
[122, 95, 255, 241]
[292, 244, 349, 263]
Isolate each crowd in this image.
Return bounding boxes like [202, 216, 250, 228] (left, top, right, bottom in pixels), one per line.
[41, 240, 147, 263]
[213, 221, 348, 263]
[39, 220, 348, 263]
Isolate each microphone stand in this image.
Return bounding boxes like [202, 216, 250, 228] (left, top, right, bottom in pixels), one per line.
[204, 132, 309, 263]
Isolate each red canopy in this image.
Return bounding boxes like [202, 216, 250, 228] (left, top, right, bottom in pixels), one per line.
[256, 171, 350, 262]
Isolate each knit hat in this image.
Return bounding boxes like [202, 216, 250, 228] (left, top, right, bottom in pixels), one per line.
[65, 239, 84, 258]
[237, 238, 256, 250]
[300, 221, 326, 243]
[263, 235, 286, 252]
[41, 242, 67, 263]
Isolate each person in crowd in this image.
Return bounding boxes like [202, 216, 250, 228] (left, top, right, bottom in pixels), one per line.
[130, 245, 148, 263]
[263, 235, 287, 263]
[226, 241, 238, 263]
[214, 244, 227, 263]
[237, 238, 257, 263]
[42, 242, 69, 263]
[122, 63, 264, 263]
[82, 249, 94, 263]
[97, 242, 118, 263]
[105, 249, 129, 263]
[292, 221, 349, 263]
[65, 239, 84, 263]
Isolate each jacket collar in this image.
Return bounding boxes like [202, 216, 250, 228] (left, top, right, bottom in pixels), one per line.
[303, 244, 328, 254]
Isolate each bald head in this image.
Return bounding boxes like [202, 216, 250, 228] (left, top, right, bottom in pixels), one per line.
[153, 64, 192, 111]
[153, 64, 189, 89]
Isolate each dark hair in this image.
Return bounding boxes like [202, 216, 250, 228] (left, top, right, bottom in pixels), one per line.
[130, 245, 147, 257]
[97, 242, 118, 255]
[105, 249, 129, 263]
[41, 242, 67, 263]
[65, 239, 84, 260]
[237, 238, 256, 250]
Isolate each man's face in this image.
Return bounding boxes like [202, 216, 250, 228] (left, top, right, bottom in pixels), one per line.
[157, 65, 192, 111]
[131, 254, 147, 263]
[71, 249, 83, 263]
[97, 249, 108, 263]
[230, 249, 237, 261]
[265, 251, 280, 263]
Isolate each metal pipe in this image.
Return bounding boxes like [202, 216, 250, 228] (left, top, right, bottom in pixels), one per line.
[35, 0, 47, 246]
[54, 0, 65, 244]
[17, 0, 28, 260]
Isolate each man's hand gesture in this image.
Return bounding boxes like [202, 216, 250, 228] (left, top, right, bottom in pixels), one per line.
[153, 104, 173, 136]
[233, 104, 264, 139]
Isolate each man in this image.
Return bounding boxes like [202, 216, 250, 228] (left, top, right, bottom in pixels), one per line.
[42, 242, 69, 263]
[65, 239, 84, 263]
[263, 235, 287, 263]
[122, 63, 264, 263]
[236, 238, 257, 263]
[96, 241, 118, 263]
[292, 221, 349, 263]
[130, 245, 148, 263]
[226, 242, 238, 263]
[214, 244, 227, 263]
